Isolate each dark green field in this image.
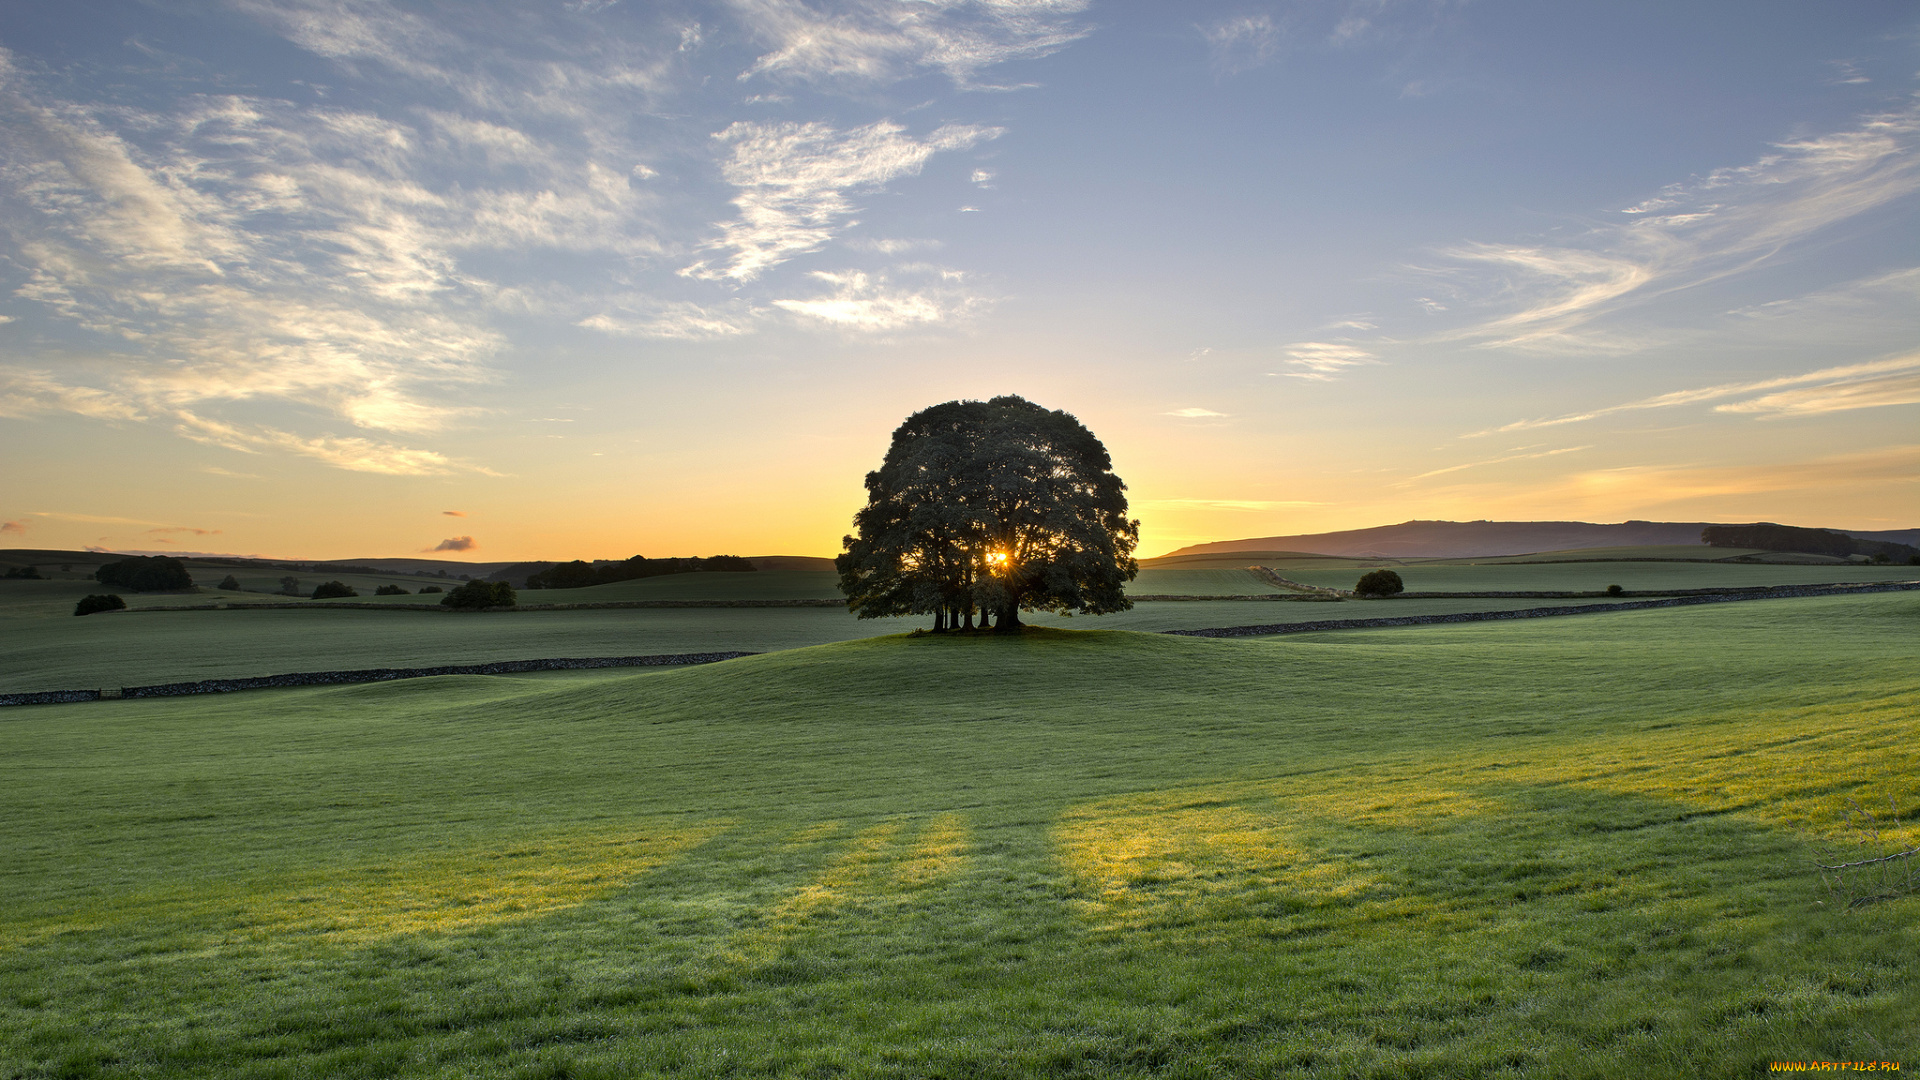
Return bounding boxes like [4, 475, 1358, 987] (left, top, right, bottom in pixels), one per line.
[2, 591, 1916, 1078]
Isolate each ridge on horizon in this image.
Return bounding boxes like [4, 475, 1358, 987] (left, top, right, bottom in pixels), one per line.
[1155, 519, 1920, 561]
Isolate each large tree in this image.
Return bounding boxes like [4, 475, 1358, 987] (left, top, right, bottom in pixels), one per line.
[837, 396, 1138, 632]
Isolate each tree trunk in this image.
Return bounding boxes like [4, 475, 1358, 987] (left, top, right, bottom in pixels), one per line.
[996, 603, 1021, 632]
[962, 605, 974, 631]
[933, 608, 946, 633]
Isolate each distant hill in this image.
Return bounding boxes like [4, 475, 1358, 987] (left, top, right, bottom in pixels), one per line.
[1703, 524, 1918, 562]
[1158, 520, 1919, 560]
[749, 556, 837, 572]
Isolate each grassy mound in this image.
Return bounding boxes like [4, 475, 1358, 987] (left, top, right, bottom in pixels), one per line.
[2, 597, 1917, 1077]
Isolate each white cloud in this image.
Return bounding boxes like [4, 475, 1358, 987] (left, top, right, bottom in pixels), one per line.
[1141, 498, 1325, 510]
[0, 369, 145, 421]
[845, 236, 942, 254]
[1274, 342, 1377, 380]
[0, 10, 689, 473]
[1432, 100, 1920, 350]
[1166, 407, 1226, 418]
[732, 0, 1090, 89]
[1469, 350, 1920, 436]
[683, 120, 1001, 282]
[772, 269, 979, 330]
[1200, 15, 1279, 75]
[1406, 445, 1590, 483]
[1714, 370, 1920, 418]
[174, 411, 493, 476]
[578, 302, 757, 339]
[1829, 59, 1870, 86]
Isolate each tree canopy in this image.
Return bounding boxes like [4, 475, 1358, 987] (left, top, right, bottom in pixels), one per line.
[837, 396, 1138, 632]
[94, 556, 192, 592]
[441, 580, 516, 610]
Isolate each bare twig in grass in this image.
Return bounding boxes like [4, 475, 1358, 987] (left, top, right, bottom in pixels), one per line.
[1814, 793, 1918, 910]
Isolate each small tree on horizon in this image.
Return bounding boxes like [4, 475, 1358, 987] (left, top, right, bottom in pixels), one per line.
[1355, 569, 1405, 597]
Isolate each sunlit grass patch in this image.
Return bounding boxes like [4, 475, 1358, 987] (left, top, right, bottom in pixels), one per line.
[894, 812, 969, 888]
[725, 815, 970, 966]
[245, 825, 727, 941]
[1055, 793, 1377, 934]
[0, 824, 725, 951]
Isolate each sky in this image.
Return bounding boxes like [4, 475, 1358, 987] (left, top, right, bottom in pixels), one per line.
[0, 0, 1916, 561]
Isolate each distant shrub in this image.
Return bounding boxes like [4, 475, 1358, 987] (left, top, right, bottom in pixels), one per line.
[1606, 584, 1624, 596]
[441, 580, 515, 609]
[374, 584, 410, 596]
[217, 574, 242, 591]
[94, 556, 193, 592]
[1911, 555, 1920, 566]
[279, 575, 301, 596]
[4, 565, 43, 579]
[419, 585, 443, 593]
[310, 581, 358, 599]
[1354, 569, 1404, 597]
[75, 594, 126, 616]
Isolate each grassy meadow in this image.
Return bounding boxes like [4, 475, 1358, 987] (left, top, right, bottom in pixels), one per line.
[3, 592, 1917, 1077]
[3, 549, 1915, 693]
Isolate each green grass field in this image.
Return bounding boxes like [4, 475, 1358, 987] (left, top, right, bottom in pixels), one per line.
[2, 594, 1916, 1077]
[1264, 561, 1919, 594]
[5, 549, 1914, 694]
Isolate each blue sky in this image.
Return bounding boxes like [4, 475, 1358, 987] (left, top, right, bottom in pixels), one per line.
[1, 1, 1915, 559]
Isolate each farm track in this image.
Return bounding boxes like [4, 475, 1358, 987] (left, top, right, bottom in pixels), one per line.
[0, 653, 754, 708]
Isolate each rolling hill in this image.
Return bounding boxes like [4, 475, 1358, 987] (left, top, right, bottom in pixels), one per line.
[1159, 519, 1920, 560]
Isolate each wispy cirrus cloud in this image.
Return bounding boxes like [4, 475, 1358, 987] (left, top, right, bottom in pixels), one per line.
[1140, 498, 1324, 511]
[1550, 444, 1920, 507]
[1430, 98, 1920, 350]
[0, 4, 684, 473]
[578, 301, 759, 340]
[1468, 350, 1920, 437]
[683, 120, 1001, 282]
[1200, 15, 1280, 75]
[773, 268, 983, 329]
[732, 0, 1090, 89]
[174, 412, 495, 476]
[1199, 2, 1460, 76]
[1166, 407, 1227, 418]
[1405, 444, 1590, 483]
[1273, 342, 1377, 380]
[1714, 369, 1920, 418]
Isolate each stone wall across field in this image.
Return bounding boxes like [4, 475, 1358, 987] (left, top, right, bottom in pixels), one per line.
[0, 652, 754, 708]
[1167, 581, 1920, 638]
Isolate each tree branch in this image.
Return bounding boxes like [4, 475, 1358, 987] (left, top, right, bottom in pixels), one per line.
[1818, 846, 1920, 871]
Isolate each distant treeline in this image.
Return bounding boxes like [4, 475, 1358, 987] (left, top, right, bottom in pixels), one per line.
[1702, 524, 1919, 562]
[512, 555, 757, 590]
